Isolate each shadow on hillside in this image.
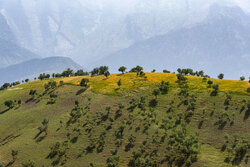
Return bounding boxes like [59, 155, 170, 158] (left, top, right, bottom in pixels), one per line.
[76, 88, 87, 95]
[6, 160, 15, 167]
[244, 109, 250, 120]
[240, 106, 245, 114]
[25, 98, 34, 103]
[0, 108, 10, 114]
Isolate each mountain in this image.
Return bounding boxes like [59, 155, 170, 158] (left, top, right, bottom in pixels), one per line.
[0, 12, 40, 68]
[0, 0, 249, 65]
[0, 57, 83, 84]
[93, 5, 250, 79]
[0, 38, 40, 68]
[0, 73, 249, 166]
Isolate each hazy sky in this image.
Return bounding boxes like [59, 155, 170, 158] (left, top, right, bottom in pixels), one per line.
[75, 0, 250, 13]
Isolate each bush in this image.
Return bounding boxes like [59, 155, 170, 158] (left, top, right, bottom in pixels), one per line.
[80, 78, 89, 87]
[210, 84, 219, 96]
[247, 87, 250, 93]
[4, 100, 14, 108]
[21, 160, 35, 167]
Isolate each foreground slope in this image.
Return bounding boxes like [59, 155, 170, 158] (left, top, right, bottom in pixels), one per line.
[0, 73, 249, 166]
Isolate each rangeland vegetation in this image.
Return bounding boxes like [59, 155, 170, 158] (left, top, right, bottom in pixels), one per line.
[0, 66, 249, 167]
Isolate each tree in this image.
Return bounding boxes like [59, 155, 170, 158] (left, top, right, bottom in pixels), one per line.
[247, 87, 250, 93]
[25, 79, 29, 83]
[159, 81, 170, 94]
[211, 84, 219, 96]
[75, 69, 89, 76]
[118, 66, 127, 74]
[240, 76, 245, 81]
[104, 71, 110, 78]
[2, 83, 10, 89]
[130, 66, 143, 76]
[62, 68, 74, 77]
[99, 66, 109, 75]
[37, 119, 49, 136]
[177, 68, 182, 74]
[29, 90, 37, 99]
[177, 74, 187, 82]
[218, 73, 224, 79]
[152, 69, 156, 73]
[90, 68, 100, 76]
[163, 69, 170, 73]
[117, 79, 122, 89]
[80, 78, 89, 87]
[4, 100, 14, 109]
[207, 80, 213, 87]
[11, 150, 18, 162]
[153, 89, 160, 98]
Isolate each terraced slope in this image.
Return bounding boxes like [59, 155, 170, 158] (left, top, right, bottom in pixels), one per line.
[0, 73, 249, 167]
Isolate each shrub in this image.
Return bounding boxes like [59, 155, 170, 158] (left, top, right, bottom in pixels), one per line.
[21, 160, 35, 167]
[210, 84, 219, 96]
[4, 100, 14, 109]
[117, 79, 122, 89]
[159, 81, 170, 94]
[80, 78, 89, 87]
[247, 87, 250, 93]
[59, 80, 64, 86]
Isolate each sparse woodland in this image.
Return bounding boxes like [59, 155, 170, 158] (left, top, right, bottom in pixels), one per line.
[0, 66, 249, 167]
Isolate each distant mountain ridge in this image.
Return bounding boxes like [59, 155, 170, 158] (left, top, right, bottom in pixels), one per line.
[93, 5, 250, 79]
[0, 12, 40, 68]
[0, 38, 40, 68]
[0, 57, 83, 85]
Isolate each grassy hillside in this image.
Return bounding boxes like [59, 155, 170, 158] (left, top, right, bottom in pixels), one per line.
[0, 73, 249, 167]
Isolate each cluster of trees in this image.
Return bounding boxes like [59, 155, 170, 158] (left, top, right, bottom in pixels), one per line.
[0, 81, 21, 90]
[129, 65, 145, 77]
[177, 68, 209, 77]
[223, 136, 249, 165]
[44, 81, 57, 91]
[38, 73, 51, 80]
[4, 99, 21, 109]
[90, 66, 110, 77]
[38, 69, 89, 80]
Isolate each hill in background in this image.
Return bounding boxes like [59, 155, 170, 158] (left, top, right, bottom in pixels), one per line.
[0, 57, 83, 85]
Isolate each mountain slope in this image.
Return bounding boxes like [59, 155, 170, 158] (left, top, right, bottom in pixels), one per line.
[0, 57, 83, 84]
[0, 73, 249, 166]
[93, 5, 250, 79]
[0, 12, 39, 68]
[0, 0, 249, 65]
[0, 38, 40, 68]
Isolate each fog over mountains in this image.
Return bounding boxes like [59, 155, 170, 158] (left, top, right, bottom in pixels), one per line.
[0, 0, 250, 80]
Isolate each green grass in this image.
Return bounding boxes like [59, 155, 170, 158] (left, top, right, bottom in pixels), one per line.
[0, 73, 249, 166]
